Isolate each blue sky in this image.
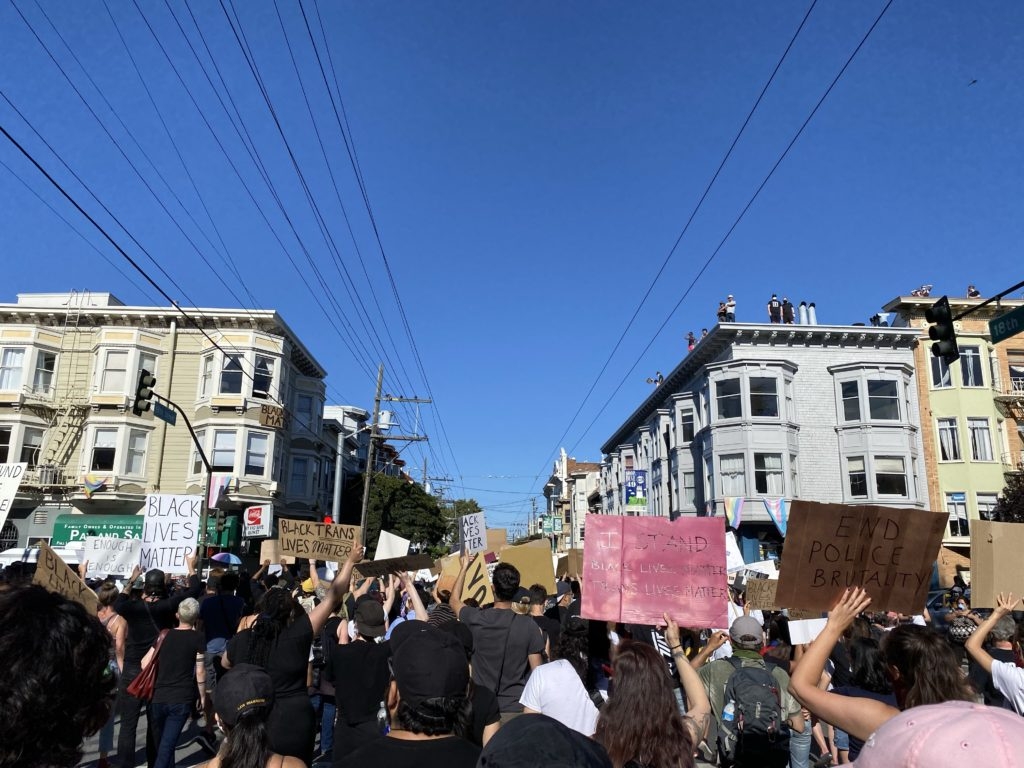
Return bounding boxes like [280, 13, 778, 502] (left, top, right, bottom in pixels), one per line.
[1, 1, 1022, 532]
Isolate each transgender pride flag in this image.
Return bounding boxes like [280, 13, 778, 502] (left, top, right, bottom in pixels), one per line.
[763, 498, 788, 537]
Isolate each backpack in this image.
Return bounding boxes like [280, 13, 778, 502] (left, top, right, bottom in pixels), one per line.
[717, 656, 787, 767]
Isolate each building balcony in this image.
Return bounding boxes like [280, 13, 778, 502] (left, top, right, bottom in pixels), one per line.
[17, 464, 79, 491]
[994, 380, 1024, 420]
[1002, 452, 1024, 474]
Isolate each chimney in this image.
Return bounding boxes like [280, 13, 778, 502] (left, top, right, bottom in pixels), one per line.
[798, 301, 808, 325]
[808, 302, 818, 325]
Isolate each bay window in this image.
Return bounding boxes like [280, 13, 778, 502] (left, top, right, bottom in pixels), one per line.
[720, 454, 745, 496]
[211, 430, 236, 472]
[875, 456, 908, 497]
[91, 428, 118, 472]
[245, 432, 269, 477]
[716, 378, 742, 420]
[0, 348, 25, 391]
[749, 377, 779, 418]
[125, 429, 147, 476]
[100, 350, 128, 393]
[220, 355, 243, 395]
[21, 428, 42, 468]
[754, 453, 784, 495]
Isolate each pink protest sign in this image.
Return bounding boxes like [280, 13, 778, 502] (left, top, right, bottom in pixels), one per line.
[581, 515, 729, 627]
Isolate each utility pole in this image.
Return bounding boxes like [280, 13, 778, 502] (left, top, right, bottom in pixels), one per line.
[358, 364, 431, 547]
[531, 498, 537, 537]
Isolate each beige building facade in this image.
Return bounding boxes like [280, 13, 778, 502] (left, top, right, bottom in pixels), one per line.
[0, 291, 330, 549]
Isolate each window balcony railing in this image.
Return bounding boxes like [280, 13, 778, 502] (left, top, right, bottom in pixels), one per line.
[1002, 452, 1024, 472]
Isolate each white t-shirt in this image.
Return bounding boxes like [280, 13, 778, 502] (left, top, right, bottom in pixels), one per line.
[519, 659, 599, 736]
[991, 659, 1024, 715]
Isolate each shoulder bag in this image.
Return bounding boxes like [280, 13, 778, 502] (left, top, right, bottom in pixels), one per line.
[126, 629, 170, 701]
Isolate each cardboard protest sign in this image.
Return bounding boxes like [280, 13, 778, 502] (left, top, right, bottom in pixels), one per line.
[355, 553, 435, 579]
[501, 543, 557, 593]
[486, 529, 507, 552]
[556, 555, 568, 577]
[259, 539, 294, 565]
[0, 462, 27, 533]
[458, 512, 486, 554]
[970, 520, 1024, 608]
[745, 578, 779, 611]
[462, 552, 496, 605]
[581, 515, 729, 627]
[33, 542, 98, 614]
[375, 531, 410, 560]
[435, 554, 461, 594]
[567, 548, 584, 577]
[140, 494, 203, 574]
[84, 536, 142, 579]
[775, 502, 945, 614]
[277, 518, 361, 561]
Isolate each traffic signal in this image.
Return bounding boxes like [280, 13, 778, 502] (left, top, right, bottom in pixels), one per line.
[132, 369, 157, 417]
[925, 296, 960, 365]
[215, 509, 226, 534]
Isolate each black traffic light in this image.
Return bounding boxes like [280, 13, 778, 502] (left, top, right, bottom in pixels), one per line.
[215, 509, 226, 534]
[132, 369, 157, 417]
[925, 295, 960, 365]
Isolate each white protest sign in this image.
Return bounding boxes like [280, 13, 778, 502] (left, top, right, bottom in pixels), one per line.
[243, 505, 273, 538]
[140, 494, 203, 574]
[375, 530, 411, 561]
[84, 536, 142, 579]
[458, 512, 486, 554]
[0, 463, 27, 533]
[789, 618, 828, 645]
[726, 531, 745, 573]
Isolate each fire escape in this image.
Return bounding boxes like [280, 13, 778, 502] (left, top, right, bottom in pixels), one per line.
[994, 362, 1024, 475]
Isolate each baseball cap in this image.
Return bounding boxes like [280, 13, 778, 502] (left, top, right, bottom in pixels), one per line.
[856, 701, 1024, 768]
[214, 663, 274, 727]
[301, 578, 315, 593]
[478, 712, 612, 768]
[389, 620, 469, 707]
[556, 581, 572, 598]
[353, 597, 387, 638]
[729, 615, 764, 649]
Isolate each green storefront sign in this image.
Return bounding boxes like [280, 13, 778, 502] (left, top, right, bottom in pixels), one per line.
[51, 514, 238, 548]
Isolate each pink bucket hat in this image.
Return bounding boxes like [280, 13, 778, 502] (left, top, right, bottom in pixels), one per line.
[856, 701, 1024, 768]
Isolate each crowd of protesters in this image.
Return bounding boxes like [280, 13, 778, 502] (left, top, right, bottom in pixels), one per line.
[3, 553, 1024, 768]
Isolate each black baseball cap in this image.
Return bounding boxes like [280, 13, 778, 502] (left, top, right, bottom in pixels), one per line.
[354, 597, 387, 638]
[389, 620, 469, 707]
[214, 664, 274, 727]
[478, 712, 612, 767]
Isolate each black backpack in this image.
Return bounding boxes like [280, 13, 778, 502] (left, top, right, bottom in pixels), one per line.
[717, 656, 787, 767]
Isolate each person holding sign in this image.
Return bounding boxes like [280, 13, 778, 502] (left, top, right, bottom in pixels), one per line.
[0, 584, 116, 768]
[224, 544, 364, 766]
[788, 587, 976, 746]
[965, 592, 1024, 715]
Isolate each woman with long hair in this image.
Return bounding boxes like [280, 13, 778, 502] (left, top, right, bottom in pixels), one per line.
[594, 628, 703, 768]
[832, 637, 896, 762]
[223, 545, 363, 765]
[789, 588, 975, 744]
[201, 664, 303, 768]
[95, 581, 126, 768]
[520, 616, 600, 735]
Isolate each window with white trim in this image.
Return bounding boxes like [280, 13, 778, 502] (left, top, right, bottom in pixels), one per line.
[930, 356, 951, 388]
[875, 456, 908, 497]
[841, 381, 860, 422]
[968, 418, 993, 462]
[680, 411, 695, 443]
[682, 472, 695, 508]
[220, 355, 243, 395]
[291, 456, 310, 496]
[192, 429, 206, 475]
[211, 430, 236, 473]
[867, 380, 900, 420]
[716, 378, 741, 420]
[754, 453, 784, 495]
[253, 356, 274, 400]
[977, 492, 998, 520]
[33, 351, 56, 394]
[21, 427, 42, 468]
[720, 453, 745, 496]
[749, 377, 779, 418]
[937, 418, 961, 461]
[0, 425, 11, 463]
[139, 351, 158, 381]
[945, 492, 969, 536]
[91, 428, 118, 472]
[960, 346, 984, 387]
[0, 348, 25, 391]
[245, 432, 269, 477]
[100, 350, 128, 393]
[199, 355, 214, 399]
[296, 393, 315, 427]
[848, 456, 867, 498]
[125, 429, 147, 476]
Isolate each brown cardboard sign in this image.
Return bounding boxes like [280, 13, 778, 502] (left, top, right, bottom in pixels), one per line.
[970, 520, 1024, 609]
[745, 579, 779, 611]
[500, 542, 557, 593]
[435, 553, 496, 606]
[486, 529, 507, 552]
[32, 542, 98, 614]
[259, 539, 295, 564]
[775, 501, 945, 614]
[353, 553, 435, 579]
[277, 518, 361, 561]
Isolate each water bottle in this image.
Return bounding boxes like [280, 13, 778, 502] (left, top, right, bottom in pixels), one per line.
[723, 701, 735, 723]
[376, 700, 388, 734]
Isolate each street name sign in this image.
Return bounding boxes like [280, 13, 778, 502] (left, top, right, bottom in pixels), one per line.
[153, 401, 177, 426]
[990, 305, 1024, 344]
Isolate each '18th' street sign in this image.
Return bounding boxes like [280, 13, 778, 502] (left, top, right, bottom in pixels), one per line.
[990, 305, 1024, 344]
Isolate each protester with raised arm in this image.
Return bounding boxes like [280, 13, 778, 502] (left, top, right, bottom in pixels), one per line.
[965, 592, 1024, 714]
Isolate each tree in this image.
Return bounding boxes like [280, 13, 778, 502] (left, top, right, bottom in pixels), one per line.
[987, 472, 1024, 523]
[340, 473, 447, 557]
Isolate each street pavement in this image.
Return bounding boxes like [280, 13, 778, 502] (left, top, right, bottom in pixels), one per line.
[77, 710, 212, 768]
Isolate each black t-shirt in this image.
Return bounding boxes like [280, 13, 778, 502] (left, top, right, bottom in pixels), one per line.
[459, 606, 545, 713]
[325, 639, 393, 725]
[337, 734, 480, 768]
[469, 685, 500, 746]
[153, 629, 205, 704]
[114, 577, 203, 664]
[968, 647, 1017, 709]
[227, 611, 313, 699]
[828, 641, 853, 689]
[532, 614, 562, 654]
[199, 594, 245, 643]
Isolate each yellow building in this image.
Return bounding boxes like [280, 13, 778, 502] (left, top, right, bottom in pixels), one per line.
[884, 293, 1024, 579]
[0, 291, 331, 550]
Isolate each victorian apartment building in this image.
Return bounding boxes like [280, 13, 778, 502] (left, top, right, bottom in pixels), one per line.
[542, 448, 601, 551]
[883, 293, 1024, 571]
[600, 316, 928, 563]
[0, 291, 331, 550]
